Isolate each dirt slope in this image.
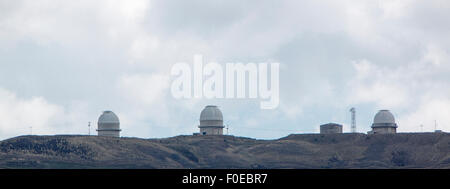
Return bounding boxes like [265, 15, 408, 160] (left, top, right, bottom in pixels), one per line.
[0, 133, 449, 168]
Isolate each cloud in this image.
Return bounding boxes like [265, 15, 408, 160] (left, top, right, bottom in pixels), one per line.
[117, 73, 169, 106]
[398, 97, 450, 132]
[0, 87, 90, 139]
[0, 0, 150, 46]
[346, 46, 450, 132]
[348, 59, 411, 108]
[1, 0, 450, 139]
[115, 73, 176, 138]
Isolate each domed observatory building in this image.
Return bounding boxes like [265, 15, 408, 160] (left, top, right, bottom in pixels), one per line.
[198, 105, 224, 135]
[97, 110, 121, 137]
[369, 110, 398, 134]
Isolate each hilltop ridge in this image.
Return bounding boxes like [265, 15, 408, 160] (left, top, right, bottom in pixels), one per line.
[0, 133, 449, 168]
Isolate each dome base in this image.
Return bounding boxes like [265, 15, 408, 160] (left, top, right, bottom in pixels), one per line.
[199, 127, 223, 135]
[369, 127, 397, 134]
[371, 123, 398, 128]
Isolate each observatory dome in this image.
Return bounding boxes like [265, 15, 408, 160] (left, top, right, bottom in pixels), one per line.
[370, 110, 397, 134]
[97, 110, 121, 137]
[198, 105, 224, 135]
[98, 111, 120, 124]
[200, 105, 223, 123]
[372, 110, 397, 127]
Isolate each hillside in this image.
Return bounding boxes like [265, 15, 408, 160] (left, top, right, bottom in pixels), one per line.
[0, 133, 449, 168]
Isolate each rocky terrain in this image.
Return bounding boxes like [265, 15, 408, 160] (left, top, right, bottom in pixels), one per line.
[0, 133, 449, 168]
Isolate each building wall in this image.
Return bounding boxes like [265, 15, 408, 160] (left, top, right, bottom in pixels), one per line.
[199, 127, 223, 135]
[98, 130, 120, 137]
[320, 125, 343, 134]
[371, 127, 396, 134]
[98, 122, 119, 130]
[97, 122, 120, 137]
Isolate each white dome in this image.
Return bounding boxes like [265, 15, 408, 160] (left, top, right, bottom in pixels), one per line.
[98, 110, 121, 131]
[199, 105, 224, 128]
[374, 110, 395, 123]
[98, 111, 120, 124]
[200, 105, 223, 121]
[372, 110, 397, 128]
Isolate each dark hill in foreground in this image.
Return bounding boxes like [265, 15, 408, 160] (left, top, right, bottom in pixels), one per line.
[0, 133, 449, 168]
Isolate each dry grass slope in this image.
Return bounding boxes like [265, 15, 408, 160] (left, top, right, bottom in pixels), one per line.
[0, 133, 449, 168]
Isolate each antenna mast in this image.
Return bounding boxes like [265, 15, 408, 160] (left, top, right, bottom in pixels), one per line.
[435, 120, 437, 131]
[350, 107, 356, 133]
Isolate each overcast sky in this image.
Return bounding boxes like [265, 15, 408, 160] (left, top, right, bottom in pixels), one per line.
[0, 0, 450, 140]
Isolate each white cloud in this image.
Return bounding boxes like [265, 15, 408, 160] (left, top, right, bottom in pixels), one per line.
[1, 0, 450, 139]
[115, 73, 173, 137]
[349, 59, 411, 108]
[0, 87, 90, 139]
[423, 44, 450, 66]
[0, 0, 151, 49]
[117, 73, 169, 106]
[348, 50, 450, 132]
[398, 97, 450, 132]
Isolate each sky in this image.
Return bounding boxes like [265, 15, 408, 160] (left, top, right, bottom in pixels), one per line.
[0, 0, 450, 140]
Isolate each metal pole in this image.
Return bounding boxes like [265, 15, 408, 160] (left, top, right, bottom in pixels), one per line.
[350, 108, 356, 133]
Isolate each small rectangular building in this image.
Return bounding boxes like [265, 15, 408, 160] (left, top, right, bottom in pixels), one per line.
[320, 123, 343, 134]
